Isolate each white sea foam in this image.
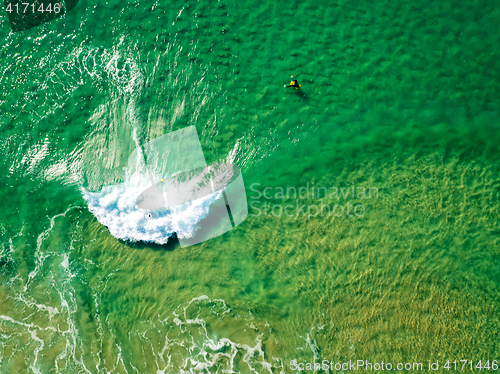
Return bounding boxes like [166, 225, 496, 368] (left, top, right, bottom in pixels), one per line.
[82, 171, 223, 245]
[151, 295, 280, 374]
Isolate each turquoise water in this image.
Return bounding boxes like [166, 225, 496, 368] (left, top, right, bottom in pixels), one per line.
[1, 0, 500, 372]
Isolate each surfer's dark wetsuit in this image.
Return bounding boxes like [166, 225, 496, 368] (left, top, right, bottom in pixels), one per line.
[286, 79, 300, 89]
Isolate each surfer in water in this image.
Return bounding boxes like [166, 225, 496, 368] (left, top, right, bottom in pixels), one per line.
[284, 76, 301, 89]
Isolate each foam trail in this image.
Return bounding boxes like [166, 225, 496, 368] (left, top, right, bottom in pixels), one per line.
[147, 296, 279, 374]
[83, 100, 225, 244]
[0, 206, 95, 374]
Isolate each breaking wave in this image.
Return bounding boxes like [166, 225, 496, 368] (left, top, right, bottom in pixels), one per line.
[82, 172, 223, 245]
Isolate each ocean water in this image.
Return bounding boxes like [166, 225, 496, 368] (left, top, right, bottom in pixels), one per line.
[1, 0, 500, 373]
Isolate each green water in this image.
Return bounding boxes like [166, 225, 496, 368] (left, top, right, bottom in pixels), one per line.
[1, 0, 500, 372]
